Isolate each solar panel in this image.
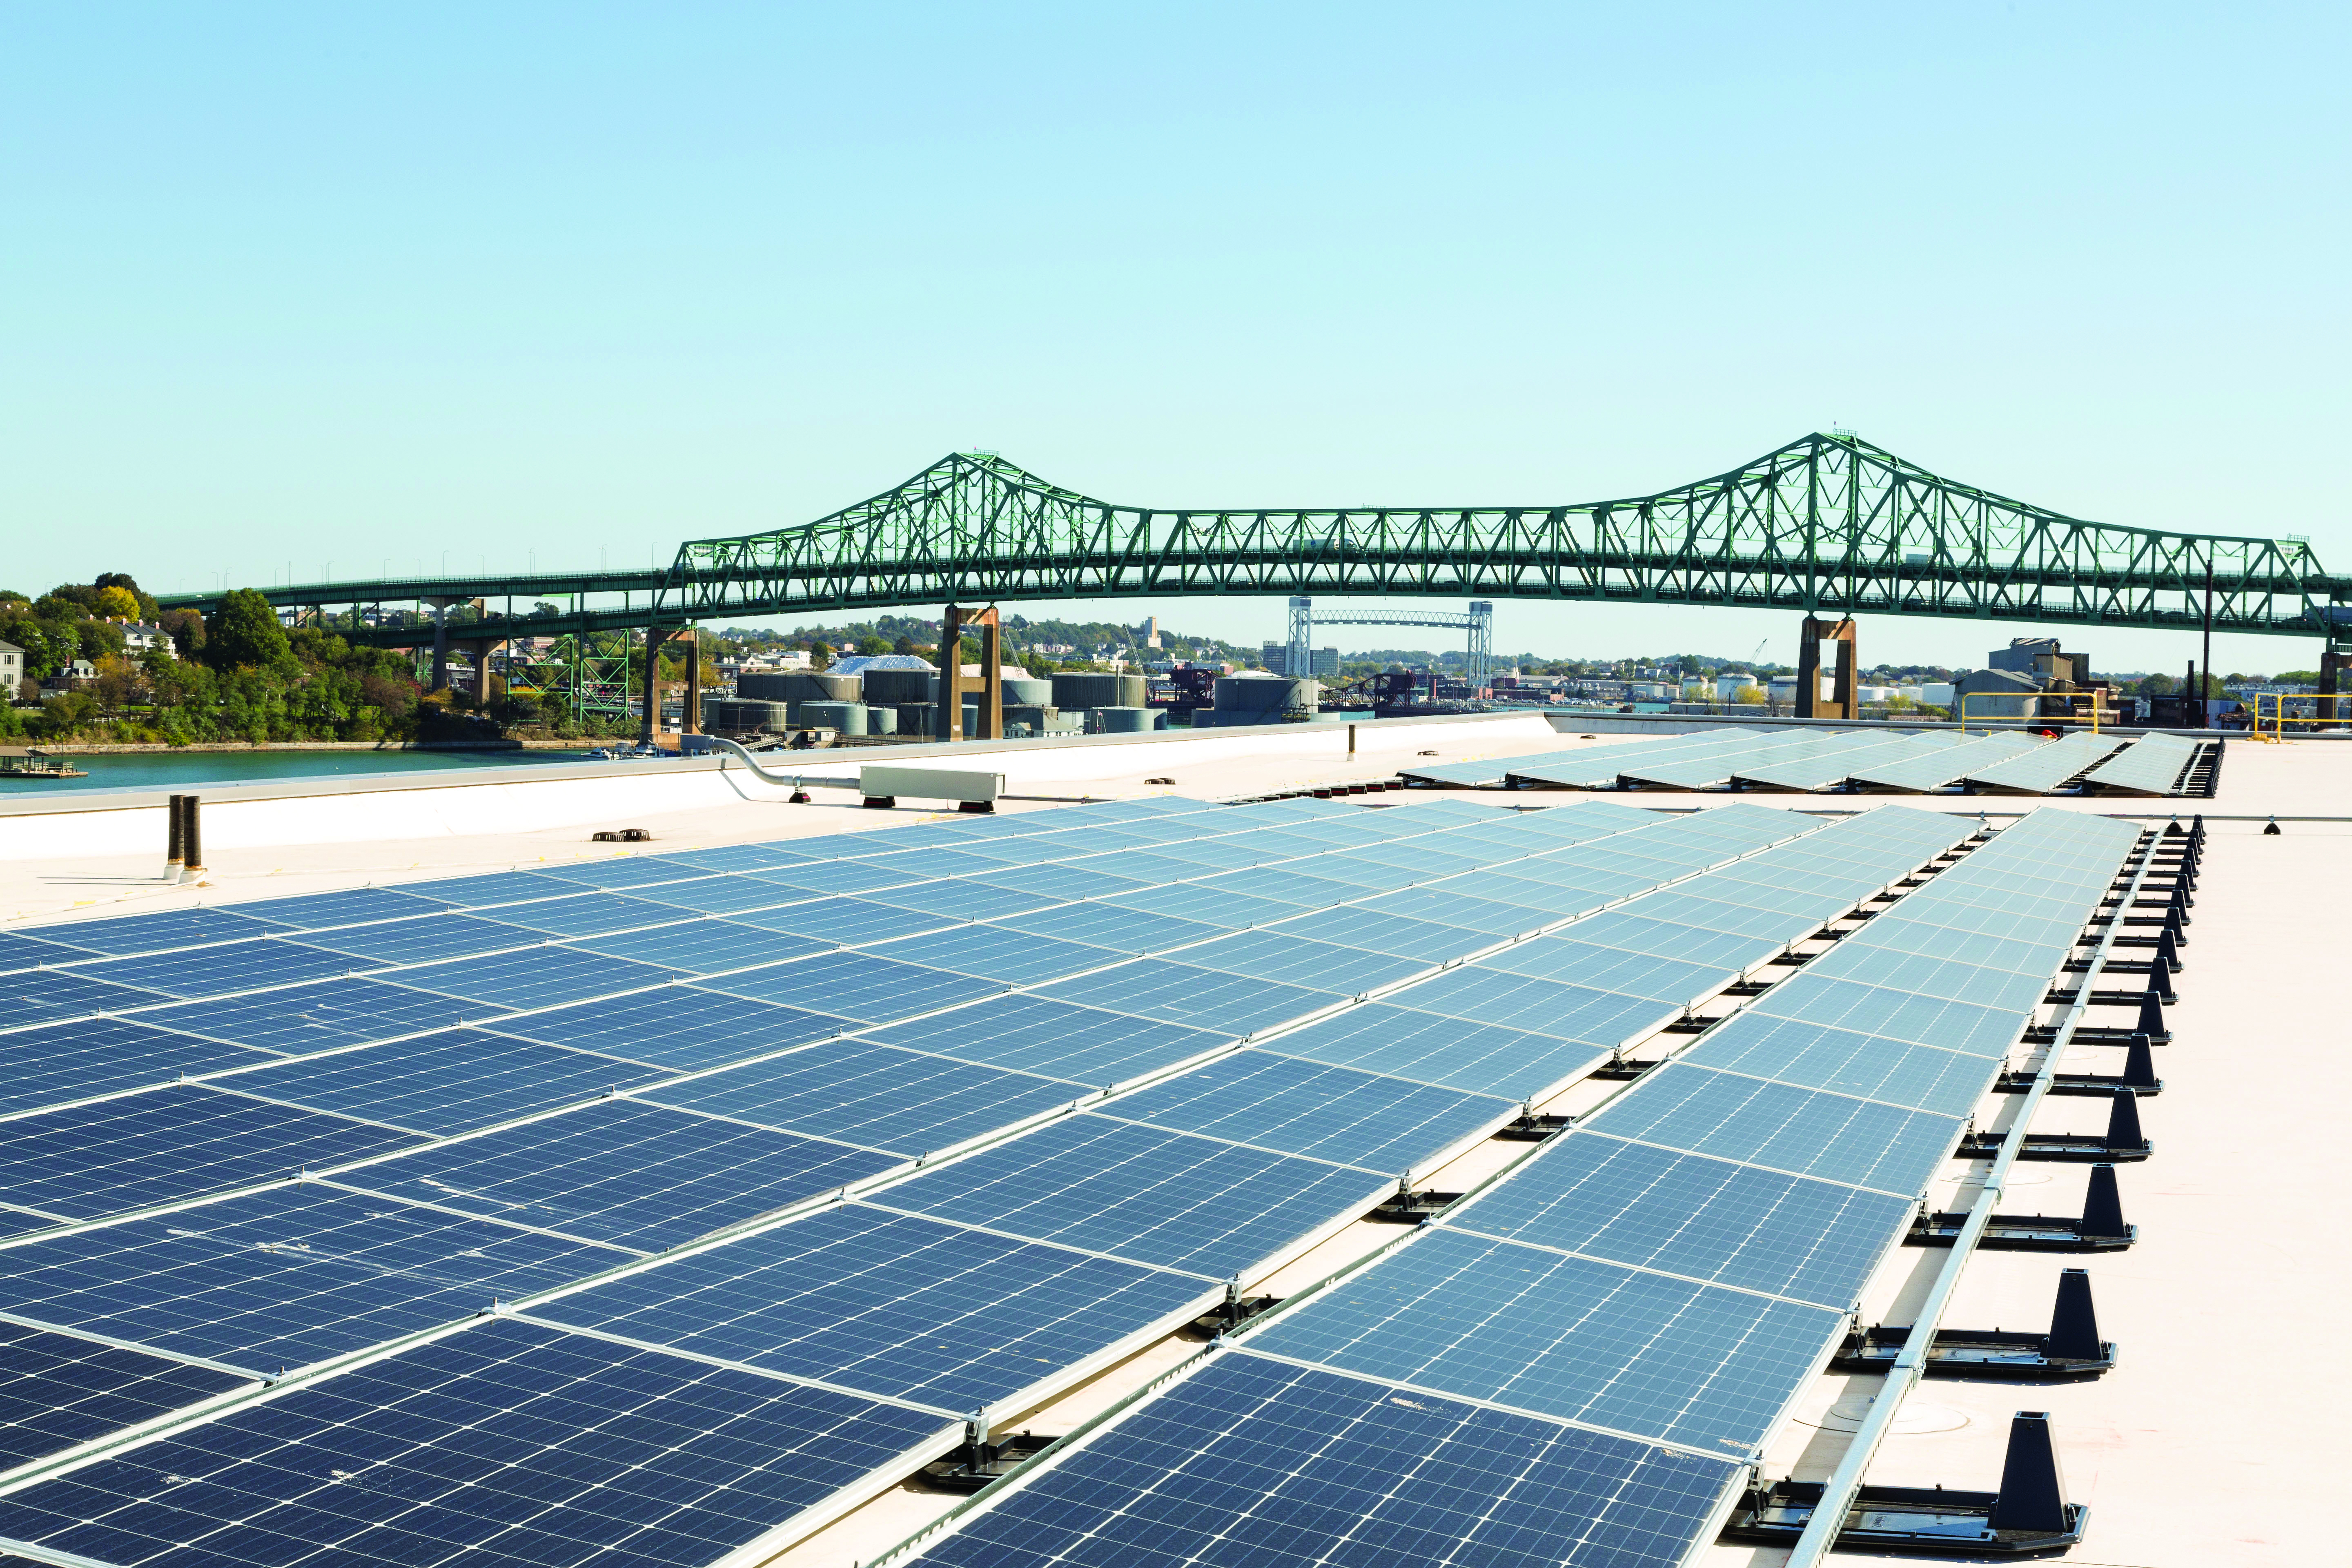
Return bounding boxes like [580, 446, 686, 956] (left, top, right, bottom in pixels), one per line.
[1967, 730, 2125, 793]
[1100, 1050, 1514, 1175]
[1242, 1227, 1839, 1451]
[1039, 959, 1345, 1037]
[696, 951, 1005, 1024]
[488, 988, 844, 1070]
[0, 1185, 634, 1370]
[394, 869, 585, 907]
[1105, 883, 1303, 930]
[1679, 1013, 1998, 1117]
[0, 1018, 273, 1118]
[0, 1321, 252, 1471]
[558, 918, 832, 975]
[216, 1029, 668, 1136]
[874, 1114, 1392, 1278]
[644, 1040, 1084, 1156]
[726, 894, 965, 947]
[996, 900, 1228, 955]
[862, 995, 1233, 1087]
[0, 1086, 423, 1221]
[1579, 1061, 1963, 1195]
[2081, 731, 2203, 795]
[1261, 906, 1497, 963]
[969, 862, 1154, 902]
[530, 1205, 1212, 1410]
[383, 945, 682, 1010]
[864, 878, 1069, 922]
[1442, 1130, 1911, 1309]
[1849, 731, 2039, 793]
[628, 873, 814, 915]
[1176, 930, 1434, 995]
[1256, 1002, 1605, 1100]
[118, 977, 506, 1057]
[1388, 968, 1674, 1047]
[862, 924, 1122, 986]
[223, 886, 452, 930]
[1, 967, 167, 1027]
[0, 1316, 955, 1568]
[474, 891, 693, 939]
[745, 858, 925, 895]
[281, 913, 540, 966]
[0, 930, 96, 976]
[899, 1352, 1740, 1568]
[1740, 975, 2026, 1056]
[531, 856, 716, 891]
[1480, 939, 1731, 1008]
[330, 1098, 901, 1248]
[15, 907, 285, 958]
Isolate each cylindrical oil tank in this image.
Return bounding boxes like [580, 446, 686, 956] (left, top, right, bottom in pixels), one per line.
[1214, 675, 1317, 712]
[1092, 706, 1156, 732]
[1050, 671, 1122, 708]
[736, 671, 859, 705]
[706, 698, 790, 733]
[860, 668, 935, 705]
[1002, 675, 1052, 706]
[797, 700, 866, 736]
[864, 706, 898, 735]
[1003, 704, 1051, 731]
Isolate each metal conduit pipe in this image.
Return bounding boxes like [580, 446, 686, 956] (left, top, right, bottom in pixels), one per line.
[704, 737, 860, 790]
[1778, 822, 2160, 1567]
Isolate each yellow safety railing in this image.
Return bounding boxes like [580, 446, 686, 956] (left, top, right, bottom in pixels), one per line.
[2251, 692, 2348, 742]
[1957, 690, 2112, 737]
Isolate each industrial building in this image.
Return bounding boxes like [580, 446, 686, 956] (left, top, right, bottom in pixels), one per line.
[0, 708, 2335, 1568]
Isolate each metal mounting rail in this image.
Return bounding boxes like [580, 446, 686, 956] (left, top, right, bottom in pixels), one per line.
[1775, 823, 2158, 1568]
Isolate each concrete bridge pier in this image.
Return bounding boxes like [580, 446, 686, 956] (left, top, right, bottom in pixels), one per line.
[1796, 616, 1859, 719]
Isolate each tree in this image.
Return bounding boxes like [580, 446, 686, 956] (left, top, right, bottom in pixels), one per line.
[94, 586, 140, 620]
[205, 588, 296, 671]
[855, 635, 892, 657]
[1732, 684, 1768, 704]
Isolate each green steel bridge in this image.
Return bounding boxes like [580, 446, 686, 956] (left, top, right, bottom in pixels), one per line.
[154, 432, 2351, 658]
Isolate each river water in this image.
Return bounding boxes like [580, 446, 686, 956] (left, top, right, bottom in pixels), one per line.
[2, 748, 603, 794]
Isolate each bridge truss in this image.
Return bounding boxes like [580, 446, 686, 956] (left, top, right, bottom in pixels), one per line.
[1285, 597, 1495, 684]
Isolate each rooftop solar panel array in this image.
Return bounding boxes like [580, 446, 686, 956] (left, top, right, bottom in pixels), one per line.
[1849, 729, 2040, 792]
[892, 806, 2140, 1568]
[1964, 728, 2126, 793]
[2081, 730, 2205, 795]
[0, 791, 1869, 1563]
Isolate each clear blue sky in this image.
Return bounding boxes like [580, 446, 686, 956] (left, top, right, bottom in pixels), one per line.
[4, 4, 2343, 675]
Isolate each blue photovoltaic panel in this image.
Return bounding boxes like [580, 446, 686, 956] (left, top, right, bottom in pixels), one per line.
[1796, 946, 2054, 1012]
[903, 1352, 1740, 1568]
[488, 988, 844, 1071]
[1390, 968, 1673, 1047]
[0, 930, 96, 975]
[658, 842, 810, 871]
[0, 1186, 633, 1370]
[0, 1086, 424, 1220]
[1444, 1131, 1912, 1309]
[120, 978, 506, 1057]
[1354, 887, 1548, 936]
[473, 891, 690, 939]
[1681, 1013, 1999, 1118]
[532, 857, 714, 891]
[1265, 906, 1494, 963]
[62, 939, 363, 1001]
[1243, 1227, 1837, 1451]
[998, 901, 1229, 955]
[383, 945, 682, 1009]
[223, 886, 452, 931]
[1258, 1002, 1606, 1100]
[0, 1019, 275, 1117]
[219, 1029, 668, 1136]
[745, 858, 924, 896]
[331, 1098, 901, 1248]
[1039, 960, 1343, 1037]
[0, 1316, 953, 1568]
[970, 863, 1154, 903]
[1566, 913, 1785, 973]
[1176, 931, 1433, 996]
[534, 1205, 1212, 1410]
[1, 968, 166, 1027]
[863, 995, 1233, 1087]
[1581, 1062, 1963, 1195]
[863, 924, 1122, 986]
[1190, 870, 1372, 910]
[18, 908, 285, 958]
[1102, 1051, 1512, 1174]
[726, 896, 964, 947]
[697, 951, 1006, 1024]
[0, 1321, 252, 1470]
[1743, 976, 2026, 1057]
[858, 848, 1010, 881]
[1105, 884, 1303, 931]
[878, 1115, 1391, 1278]
[278, 913, 539, 966]
[558, 919, 833, 975]
[394, 870, 584, 908]
[1481, 939, 1731, 1007]
[628, 874, 813, 915]
[864, 878, 1067, 922]
[645, 1041, 1082, 1156]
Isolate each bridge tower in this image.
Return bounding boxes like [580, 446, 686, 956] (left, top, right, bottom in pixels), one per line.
[1796, 617, 1859, 720]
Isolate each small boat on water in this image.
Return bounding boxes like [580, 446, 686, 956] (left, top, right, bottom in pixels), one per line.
[0, 746, 88, 779]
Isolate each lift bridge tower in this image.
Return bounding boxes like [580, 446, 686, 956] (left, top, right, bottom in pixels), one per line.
[1286, 597, 1495, 686]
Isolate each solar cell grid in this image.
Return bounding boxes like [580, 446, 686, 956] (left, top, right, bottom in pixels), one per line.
[1355, 887, 1546, 935]
[0, 1316, 955, 1568]
[644, 1040, 1083, 1156]
[281, 911, 540, 965]
[399, 869, 584, 907]
[217, 1029, 668, 1136]
[330, 1098, 902, 1249]
[745, 858, 925, 895]
[1442, 1130, 1911, 1308]
[862, 877, 1068, 922]
[1241, 1227, 1839, 1451]
[0, 1018, 274, 1119]
[697, 949, 1005, 1024]
[1099, 1050, 1514, 1175]
[863, 924, 1121, 986]
[628, 873, 816, 915]
[1744, 976, 2027, 1057]
[559, 916, 834, 975]
[0, 1321, 252, 1472]
[902, 1352, 1740, 1568]
[1176, 930, 1432, 995]
[1257, 1002, 1605, 1099]
[877, 1114, 1393, 1277]
[0, 1185, 634, 1370]
[1800, 946, 2054, 1011]
[1389, 967, 1673, 1047]
[18, 907, 285, 958]
[1581, 1061, 1962, 1195]
[1565, 913, 1785, 972]
[223, 886, 451, 931]
[1261, 906, 1494, 963]
[998, 900, 1227, 955]
[531, 1205, 1212, 1410]
[1482, 940, 1729, 1008]
[470, 890, 691, 938]
[60, 938, 363, 1002]
[488, 986, 843, 1069]
[0, 931, 96, 978]
[530, 856, 715, 891]
[1679, 1014, 1999, 1117]
[969, 862, 1154, 902]
[120, 977, 505, 1058]
[1039, 958, 1345, 1036]
[862, 994, 1232, 1087]
[1106, 882, 1301, 929]
[385, 943, 682, 1010]
[2, 967, 169, 1027]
